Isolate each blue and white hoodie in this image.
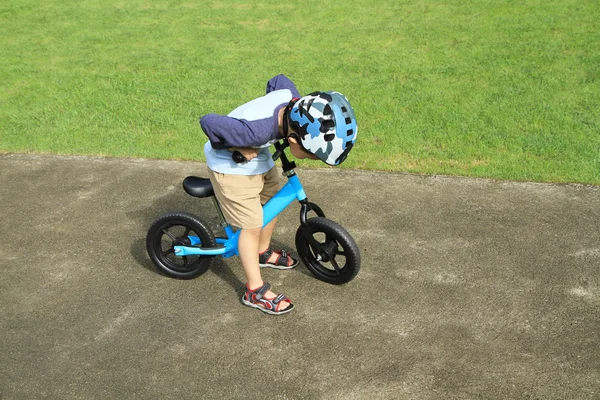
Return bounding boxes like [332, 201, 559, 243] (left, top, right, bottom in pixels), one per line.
[200, 74, 301, 175]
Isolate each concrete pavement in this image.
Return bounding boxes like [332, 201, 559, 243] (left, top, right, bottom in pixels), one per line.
[1, 153, 599, 399]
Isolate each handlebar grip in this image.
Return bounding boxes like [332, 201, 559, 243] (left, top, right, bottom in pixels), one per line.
[232, 150, 247, 163]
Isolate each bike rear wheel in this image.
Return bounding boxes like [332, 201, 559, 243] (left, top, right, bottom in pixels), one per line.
[295, 217, 360, 284]
[146, 212, 216, 279]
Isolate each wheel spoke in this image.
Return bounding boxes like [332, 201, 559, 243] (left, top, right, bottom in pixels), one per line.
[162, 248, 175, 256]
[331, 258, 341, 274]
[182, 256, 188, 266]
[162, 229, 177, 241]
[184, 227, 191, 238]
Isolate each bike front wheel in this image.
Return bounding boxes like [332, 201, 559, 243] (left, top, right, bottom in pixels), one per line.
[146, 212, 216, 279]
[295, 217, 360, 284]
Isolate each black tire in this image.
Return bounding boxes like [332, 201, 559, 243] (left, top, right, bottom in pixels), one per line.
[295, 217, 360, 284]
[146, 212, 216, 279]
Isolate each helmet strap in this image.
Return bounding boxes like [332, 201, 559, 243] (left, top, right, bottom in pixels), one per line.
[282, 97, 299, 140]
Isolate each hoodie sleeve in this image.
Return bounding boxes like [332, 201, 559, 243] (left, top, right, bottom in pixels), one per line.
[199, 114, 277, 150]
[266, 74, 301, 98]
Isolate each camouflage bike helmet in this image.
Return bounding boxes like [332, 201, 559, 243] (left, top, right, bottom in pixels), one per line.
[286, 91, 358, 166]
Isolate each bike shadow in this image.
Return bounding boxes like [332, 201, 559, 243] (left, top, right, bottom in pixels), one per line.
[130, 236, 246, 295]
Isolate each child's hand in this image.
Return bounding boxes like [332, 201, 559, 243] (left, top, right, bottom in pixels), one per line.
[230, 147, 259, 161]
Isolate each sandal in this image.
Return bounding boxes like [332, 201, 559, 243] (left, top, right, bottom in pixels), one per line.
[259, 248, 298, 270]
[241, 282, 294, 315]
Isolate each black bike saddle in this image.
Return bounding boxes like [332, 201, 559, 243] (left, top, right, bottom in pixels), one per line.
[183, 176, 214, 198]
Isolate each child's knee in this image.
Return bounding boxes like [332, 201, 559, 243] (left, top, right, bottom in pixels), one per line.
[242, 227, 262, 235]
[239, 227, 262, 242]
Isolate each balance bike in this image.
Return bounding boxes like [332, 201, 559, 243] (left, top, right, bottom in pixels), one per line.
[146, 141, 360, 284]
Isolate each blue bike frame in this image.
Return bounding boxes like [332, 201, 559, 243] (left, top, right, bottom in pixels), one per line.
[174, 174, 307, 259]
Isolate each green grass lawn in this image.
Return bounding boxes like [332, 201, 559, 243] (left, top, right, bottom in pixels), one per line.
[1, 0, 598, 184]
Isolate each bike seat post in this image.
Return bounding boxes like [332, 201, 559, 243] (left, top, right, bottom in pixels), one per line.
[211, 196, 229, 229]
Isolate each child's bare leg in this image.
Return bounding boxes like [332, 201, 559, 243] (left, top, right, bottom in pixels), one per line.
[238, 227, 290, 309]
[258, 217, 278, 253]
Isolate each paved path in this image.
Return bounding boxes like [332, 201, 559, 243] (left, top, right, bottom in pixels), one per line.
[1, 154, 599, 399]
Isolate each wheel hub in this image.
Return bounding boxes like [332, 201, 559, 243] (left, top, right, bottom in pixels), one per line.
[317, 240, 337, 262]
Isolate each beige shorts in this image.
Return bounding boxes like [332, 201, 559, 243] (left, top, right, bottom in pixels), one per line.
[208, 167, 280, 229]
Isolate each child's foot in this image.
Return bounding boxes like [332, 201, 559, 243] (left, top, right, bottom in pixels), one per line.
[259, 248, 298, 270]
[242, 282, 294, 315]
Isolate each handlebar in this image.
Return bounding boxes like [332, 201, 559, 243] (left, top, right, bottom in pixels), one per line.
[231, 141, 289, 164]
[231, 141, 295, 172]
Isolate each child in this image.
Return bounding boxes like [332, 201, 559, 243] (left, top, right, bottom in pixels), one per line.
[200, 74, 358, 315]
